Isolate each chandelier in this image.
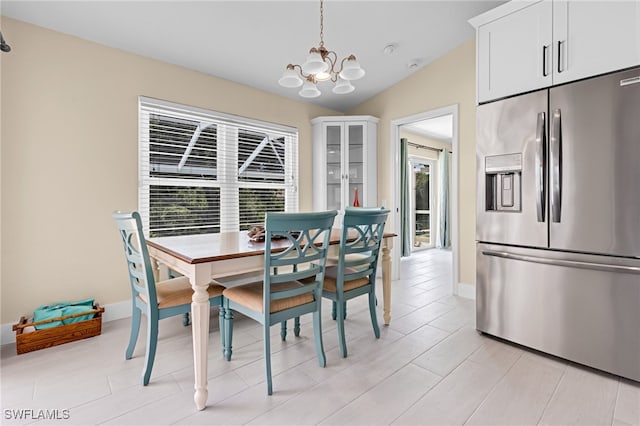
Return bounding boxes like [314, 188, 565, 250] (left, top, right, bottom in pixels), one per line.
[278, 0, 365, 98]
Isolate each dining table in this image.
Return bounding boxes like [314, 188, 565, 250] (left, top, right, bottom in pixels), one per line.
[146, 228, 396, 411]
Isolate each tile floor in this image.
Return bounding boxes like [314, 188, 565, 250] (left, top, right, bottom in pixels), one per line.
[1, 249, 638, 425]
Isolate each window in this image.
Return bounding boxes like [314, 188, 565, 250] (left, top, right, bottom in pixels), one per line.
[139, 97, 298, 237]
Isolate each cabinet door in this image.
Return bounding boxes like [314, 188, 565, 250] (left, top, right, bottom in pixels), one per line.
[477, 0, 552, 103]
[553, 0, 640, 85]
[346, 123, 364, 208]
[312, 116, 377, 218]
[325, 124, 343, 212]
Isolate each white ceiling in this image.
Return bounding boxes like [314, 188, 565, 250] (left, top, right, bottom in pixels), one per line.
[403, 114, 453, 141]
[1, 0, 505, 112]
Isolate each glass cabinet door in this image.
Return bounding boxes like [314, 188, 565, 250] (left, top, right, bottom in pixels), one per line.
[347, 124, 364, 208]
[325, 125, 342, 211]
[312, 115, 377, 217]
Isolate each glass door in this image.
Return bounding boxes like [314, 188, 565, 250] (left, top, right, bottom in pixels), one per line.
[325, 124, 343, 211]
[413, 160, 433, 250]
[347, 124, 364, 208]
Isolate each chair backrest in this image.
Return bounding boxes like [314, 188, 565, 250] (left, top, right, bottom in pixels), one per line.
[338, 207, 390, 285]
[112, 211, 158, 309]
[263, 211, 338, 311]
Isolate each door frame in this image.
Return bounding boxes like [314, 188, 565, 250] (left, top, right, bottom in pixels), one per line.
[390, 104, 459, 294]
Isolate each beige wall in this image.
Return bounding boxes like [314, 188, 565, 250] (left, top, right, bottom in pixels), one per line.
[348, 38, 477, 286]
[1, 17, 480, 325]
[0, 17, 339, 323]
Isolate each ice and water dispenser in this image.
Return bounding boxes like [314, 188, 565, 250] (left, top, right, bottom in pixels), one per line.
[484, 153, 522, 212]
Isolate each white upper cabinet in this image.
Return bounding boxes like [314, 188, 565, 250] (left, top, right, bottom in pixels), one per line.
[476, 1, 553, 103]
[553, 0, 640, 85]
[311, 116, 378, 224]
[470, 0, 640, 103]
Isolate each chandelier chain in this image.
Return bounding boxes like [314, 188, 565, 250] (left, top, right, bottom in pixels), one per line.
[319, 0, 324, 48]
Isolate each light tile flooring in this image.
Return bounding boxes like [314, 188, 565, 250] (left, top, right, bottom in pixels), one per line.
[2, 249, 639, 425]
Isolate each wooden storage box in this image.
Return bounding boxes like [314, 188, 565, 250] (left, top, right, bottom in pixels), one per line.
[12, 305, 105, 355]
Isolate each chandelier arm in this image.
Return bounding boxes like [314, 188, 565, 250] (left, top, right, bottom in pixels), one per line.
[323, 50, 338, 74]
[336, 57, 349, 75]
[288, 63, 312, 80]
[335, 54, 357, 75]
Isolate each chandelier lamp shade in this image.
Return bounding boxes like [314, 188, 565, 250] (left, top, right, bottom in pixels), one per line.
[278, 0, 365, 98]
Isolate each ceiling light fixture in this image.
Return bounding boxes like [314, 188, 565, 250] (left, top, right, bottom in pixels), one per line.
[408, 59, 421, 71]
[383, 43, 397, 55]
[278, 0, 365, 98]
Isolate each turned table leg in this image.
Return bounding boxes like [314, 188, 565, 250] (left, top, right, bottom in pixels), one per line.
[381, 237, 393, 325]
[190, 266, 210, 410]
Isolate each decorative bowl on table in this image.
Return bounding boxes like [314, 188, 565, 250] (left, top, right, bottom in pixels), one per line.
[247, 224, 300, 242]
[248, 224, 266, 242]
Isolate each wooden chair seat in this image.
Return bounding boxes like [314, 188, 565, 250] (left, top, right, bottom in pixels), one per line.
[223, 280, 314, 314]
[323, 266, 370, 292]
[138, 277, 224, 309]
[326, 253, 368, 266]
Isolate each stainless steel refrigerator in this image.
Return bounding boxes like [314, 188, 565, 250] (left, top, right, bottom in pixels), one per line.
[476, 66, 640, 382]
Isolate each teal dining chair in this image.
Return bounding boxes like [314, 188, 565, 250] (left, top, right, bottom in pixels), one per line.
[323, 207, 390, 358]
[112, 211, 225, 385]
[221, 210, 337, 395]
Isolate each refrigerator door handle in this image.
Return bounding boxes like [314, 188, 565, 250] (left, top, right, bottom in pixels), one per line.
[535, 112, 546, 222]
[551, 108, 562, 222]
[481, 250, 640, 275]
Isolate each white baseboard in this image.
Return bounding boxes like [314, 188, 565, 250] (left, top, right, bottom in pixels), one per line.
[456, 282, 476, 300]
[0, 300, 132, 346]
[0, 323, 16, 346]
[100, 300, 131, 323]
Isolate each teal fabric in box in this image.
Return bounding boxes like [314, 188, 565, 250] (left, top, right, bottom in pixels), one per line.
[33, 298, 96, 330]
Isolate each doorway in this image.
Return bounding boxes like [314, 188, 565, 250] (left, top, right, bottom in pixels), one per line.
[390, 105, 459, 294]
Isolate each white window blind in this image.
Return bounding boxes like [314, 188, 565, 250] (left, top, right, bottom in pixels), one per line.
[139, 97, 298, 237]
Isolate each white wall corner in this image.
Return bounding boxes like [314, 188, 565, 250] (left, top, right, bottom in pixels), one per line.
[457, 282, 476, 300]
[0, 300, 131, 346]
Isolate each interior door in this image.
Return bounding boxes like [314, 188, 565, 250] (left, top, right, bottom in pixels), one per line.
[549, 66, 640, 257]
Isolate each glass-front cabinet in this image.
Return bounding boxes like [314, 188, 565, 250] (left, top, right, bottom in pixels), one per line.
[312, 116, 378, 224]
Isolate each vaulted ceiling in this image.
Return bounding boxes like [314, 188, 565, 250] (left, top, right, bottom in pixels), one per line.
[1, 1, 505, 112]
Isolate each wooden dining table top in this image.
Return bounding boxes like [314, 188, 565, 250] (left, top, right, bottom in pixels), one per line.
[147, 229, 396, 265]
